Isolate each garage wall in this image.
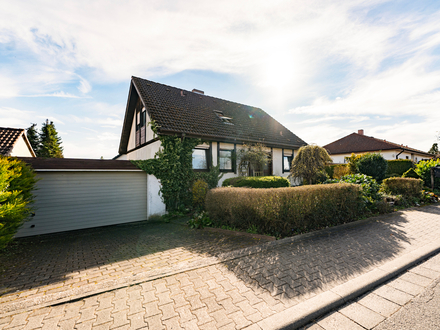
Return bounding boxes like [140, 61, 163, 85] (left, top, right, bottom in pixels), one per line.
[16, 170, 149, 237]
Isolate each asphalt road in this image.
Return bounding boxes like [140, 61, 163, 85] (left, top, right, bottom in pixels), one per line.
[373, 277, 440, 330]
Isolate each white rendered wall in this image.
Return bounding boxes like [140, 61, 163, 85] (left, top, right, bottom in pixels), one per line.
[329, 150, 429, 164]
[10, 135, 34, 157]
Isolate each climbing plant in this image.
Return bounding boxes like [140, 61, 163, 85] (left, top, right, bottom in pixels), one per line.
[132, 121, 201, 211]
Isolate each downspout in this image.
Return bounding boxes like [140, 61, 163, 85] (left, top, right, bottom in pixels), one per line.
[396, 149, 404, 159]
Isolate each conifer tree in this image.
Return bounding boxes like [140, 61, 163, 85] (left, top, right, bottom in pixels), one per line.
[26, 123, 40, 154]
[38, 120, 64, 158]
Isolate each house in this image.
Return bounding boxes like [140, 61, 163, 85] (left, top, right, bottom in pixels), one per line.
[115, 76, 307, 203]
[0, 127, 36, 157]
[323, 130, 433, 164]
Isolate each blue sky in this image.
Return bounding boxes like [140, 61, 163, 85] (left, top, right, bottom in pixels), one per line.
[1, 0, 440, 158]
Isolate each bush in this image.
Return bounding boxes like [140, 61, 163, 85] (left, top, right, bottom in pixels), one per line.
[387, 159, 413, 176]
[357, 153, 388, 181]
[324, 165, 336, 178]
[206, 184, 365, 238]
[333, 165, 350, 179]
[402, 168, 420, 179]
[415, 159, 440, 188]
[326, 173, 381, 204]
[381, 177, 423, 198]
[222, 176, 290, 188]
[313, 170, 329, 184]
[385, 173, 400, 179]
[192, 179, 209, 208]
[0, 157, 37, 250]
[345, 153, 363, 174]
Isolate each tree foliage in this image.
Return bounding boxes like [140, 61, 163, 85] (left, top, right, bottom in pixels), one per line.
[0, 157, 37, 250]
[132, 121, 225, 211]
[289, 145, 332, 184]
[26, 120, 64, 158]
[356, 153, 388, 182]
[429, 143, 439, 155]
[26, 123, 40, 152]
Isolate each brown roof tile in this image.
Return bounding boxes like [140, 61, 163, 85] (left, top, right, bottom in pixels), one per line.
[323, 132, 432, 157]
[0, 127, 25, 156]
[118, 77, 307, 154]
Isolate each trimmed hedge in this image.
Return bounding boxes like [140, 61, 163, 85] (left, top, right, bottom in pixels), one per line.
[381, 177, 423, 198]
[387, 159, 413, 176]
[402, 168, 420, 179]
[206, 183, 365, 237]
[222, 176, 290, 188]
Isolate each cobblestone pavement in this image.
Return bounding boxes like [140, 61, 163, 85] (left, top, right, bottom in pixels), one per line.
[0, 219, 271, 308]
[304, 249, 440, 329]
[1, 205, 440, 329]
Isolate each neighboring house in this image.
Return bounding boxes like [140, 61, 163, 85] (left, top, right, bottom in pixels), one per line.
[115, 76, 307, 187]
[324, 130, 433, 164]
[0, 127, 36, 157]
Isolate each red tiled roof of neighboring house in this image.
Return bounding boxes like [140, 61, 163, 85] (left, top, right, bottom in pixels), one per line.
[323, 132, 432, 157]
[18, 157, 142, 171]
[0, 127, 33, 156]
[118, 77, 307, 155]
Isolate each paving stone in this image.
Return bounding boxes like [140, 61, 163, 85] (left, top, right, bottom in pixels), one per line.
[317, 311, 364, 330]
[386, 278, 425, 296]
[158, 303, 177, 321]
[357, 293, 400, 317]
[127, 312, 148, 329]
[110, 310, 129, 329]
[145, 314, 164, 330]
[339, 302, 385, 329]
[94, 308, 113, 326]
[399, 271, 433, 287]
[373, 284, 414, 306]
[409, 266, 440, 279]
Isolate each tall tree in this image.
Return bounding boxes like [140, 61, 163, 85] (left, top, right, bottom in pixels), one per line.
[38, 120, 64, 158]
[289, 145, 332, 185]
[428, 143, 439, 155]
[26, 123, 40, 154]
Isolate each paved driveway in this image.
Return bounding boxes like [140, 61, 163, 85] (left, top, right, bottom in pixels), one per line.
[1, 205, 440, 329]
[0, 219, 271, 311]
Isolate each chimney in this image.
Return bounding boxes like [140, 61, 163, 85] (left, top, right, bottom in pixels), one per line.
[358, 129, 364, 135]
[192, 89, 204, 95]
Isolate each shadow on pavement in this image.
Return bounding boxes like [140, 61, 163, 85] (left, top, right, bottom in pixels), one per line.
[0, 219, 269, 296]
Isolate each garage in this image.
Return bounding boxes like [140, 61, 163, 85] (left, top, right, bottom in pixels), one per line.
[15, 158, 149, 237]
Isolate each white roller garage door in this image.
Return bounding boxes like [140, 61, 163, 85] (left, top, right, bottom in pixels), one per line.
[16, 170, 148, 237]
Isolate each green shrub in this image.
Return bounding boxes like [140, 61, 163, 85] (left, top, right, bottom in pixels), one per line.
[324, 165, 336, 178]
[0, 157, 37, 250]
[381, 177, 423, 198]
[192, 179, 209, 208]
[402, 168, 420, 179]
[415, 159, 440, 188]
[206, 184, 365, 238]
[187, 211, 212, 229]
[333, 165, 350, 179]
[326, 173, 381, 205]
[313, 170, 330, 184]
[193, 164, 224, 189]
[386, 159, 414, 176]
[357, 153, 388, 181]
[222, 176, 290, 188]
[385, 173, 400, 179]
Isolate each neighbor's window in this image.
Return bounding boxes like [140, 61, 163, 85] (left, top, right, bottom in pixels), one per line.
[192, 149, 208, 170]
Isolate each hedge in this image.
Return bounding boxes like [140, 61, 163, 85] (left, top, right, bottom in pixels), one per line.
[206, 183, 365, 237]
[222, 176, 290, 188]
[381, 177, 423, 198]
[386, 159, 413, 176]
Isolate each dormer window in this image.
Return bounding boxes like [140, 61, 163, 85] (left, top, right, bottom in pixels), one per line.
[214, 110, 233, 125]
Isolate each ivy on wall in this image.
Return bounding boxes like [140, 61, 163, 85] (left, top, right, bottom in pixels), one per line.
[132, 122, 201, 211]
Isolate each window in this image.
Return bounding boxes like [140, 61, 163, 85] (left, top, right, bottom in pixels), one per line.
[218, 143, 235, 172]
[214, 110, 234, 125]
[135, 105, 147, 146]
[283, 149, 293, 172]
[192, 149, 209, 170]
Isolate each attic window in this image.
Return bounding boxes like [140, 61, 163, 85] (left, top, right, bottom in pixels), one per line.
[213, 110, 234, 125]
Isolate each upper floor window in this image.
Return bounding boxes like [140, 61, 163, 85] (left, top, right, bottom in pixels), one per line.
[135, 106, 147, 146]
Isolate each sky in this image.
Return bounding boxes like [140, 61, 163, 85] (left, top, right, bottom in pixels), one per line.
[1, 0, 440, 159]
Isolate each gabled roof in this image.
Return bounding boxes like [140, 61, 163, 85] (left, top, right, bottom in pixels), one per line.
[118, 77, 307, 154]
[0, 127, 36, 157]
[323, 132, 432, 157]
